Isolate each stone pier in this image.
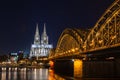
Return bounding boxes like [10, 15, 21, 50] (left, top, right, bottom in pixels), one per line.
[54, 59, 73, 77]
[74, 59, 120, 78]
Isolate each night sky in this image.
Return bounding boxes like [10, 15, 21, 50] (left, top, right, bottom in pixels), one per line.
[0, 0, 114, 54]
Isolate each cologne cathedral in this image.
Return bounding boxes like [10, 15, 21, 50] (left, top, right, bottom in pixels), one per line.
[29, 23, 53, 59]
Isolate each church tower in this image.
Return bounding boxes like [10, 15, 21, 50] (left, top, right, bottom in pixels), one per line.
[29, 23, 53, 59]
[29, 24, 41, 58]
[34, 23, 40, 45]
[41, 23, 48, 44]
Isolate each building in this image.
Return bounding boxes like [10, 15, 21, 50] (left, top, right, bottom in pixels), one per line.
[29, 23, 53, 59]
[9, 53, 18, 63]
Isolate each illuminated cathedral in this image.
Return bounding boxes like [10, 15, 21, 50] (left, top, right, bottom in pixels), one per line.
[29, 23, 53, 59]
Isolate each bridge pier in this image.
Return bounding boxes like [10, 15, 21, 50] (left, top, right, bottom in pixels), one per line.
[54, 59, 73, 77]
[115, 58, 120, 77]
[74, 58, 120, 78]
[52, 58, 120, 78]
[82, 60, 115, 78]
[74, 59, 83, 78]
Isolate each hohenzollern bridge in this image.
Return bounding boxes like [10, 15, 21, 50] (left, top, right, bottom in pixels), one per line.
[49, 0, 120, 78]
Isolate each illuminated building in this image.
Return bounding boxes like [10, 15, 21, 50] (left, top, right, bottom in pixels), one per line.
[29, 23, 53, 59]
[9, 53, 18, 63]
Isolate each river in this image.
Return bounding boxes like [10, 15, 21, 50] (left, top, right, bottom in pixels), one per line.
[0, 67, 66, 80]
[0, 67, 119, 80]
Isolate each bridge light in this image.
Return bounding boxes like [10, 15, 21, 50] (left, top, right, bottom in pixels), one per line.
[111, 35, 116, 40]
[83, 45, 86, 48]
[106, 57, 114, 60]
[49, 61, 54, 68]
[90, 39, 95, 46]
[96, 32, 100, 37]
[68, 50, 71, 53]
[92, 39, 94, 42]
[72, 49, 75, 52]
[90, 43, 93, 46]
[99, 40, 103, 44]
[75, 48, 78, 50]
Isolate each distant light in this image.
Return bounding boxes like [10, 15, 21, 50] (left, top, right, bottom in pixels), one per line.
[106, 57, 114, 60]
[72, 59, 74, 62]
[11, 53, 17, 56]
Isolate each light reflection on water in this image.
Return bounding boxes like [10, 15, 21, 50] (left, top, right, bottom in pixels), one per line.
[0, 67, 65, 80]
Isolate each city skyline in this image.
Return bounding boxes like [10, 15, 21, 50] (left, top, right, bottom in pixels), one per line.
[0, 0, 114, 54]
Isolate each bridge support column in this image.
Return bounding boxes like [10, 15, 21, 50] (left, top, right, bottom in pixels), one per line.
[74, 59, 83, 78]
[54, 59, 73, 77]
[82, 60, 116, 78]
[115, 58, 120, 77]
[73, 59, 120, 78]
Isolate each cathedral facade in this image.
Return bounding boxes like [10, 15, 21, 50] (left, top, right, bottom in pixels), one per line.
[29, 23, 53, 59]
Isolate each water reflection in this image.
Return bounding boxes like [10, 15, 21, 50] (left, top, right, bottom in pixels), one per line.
[0, 67, 65, 80]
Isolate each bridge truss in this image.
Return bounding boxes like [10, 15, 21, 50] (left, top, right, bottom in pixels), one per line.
[49, 0, 120, 59]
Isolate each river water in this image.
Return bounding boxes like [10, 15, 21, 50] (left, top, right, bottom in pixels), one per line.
[0, 67, 119, 80]
[0, 67, 66, 80]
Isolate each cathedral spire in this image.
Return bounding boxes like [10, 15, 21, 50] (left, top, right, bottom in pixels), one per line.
[34, 23, 40, 44]
[41, 23, 48, 44]
[35, 23, 39, 35]
[43, 23, 47, 34]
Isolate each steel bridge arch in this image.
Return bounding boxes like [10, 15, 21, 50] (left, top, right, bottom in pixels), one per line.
[54, 28, 86, 58]
[84, 0, 120, 51]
